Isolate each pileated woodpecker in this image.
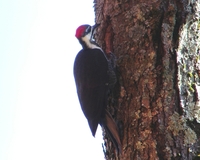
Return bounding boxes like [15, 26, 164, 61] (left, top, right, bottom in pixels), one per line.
[74, 24, 121, 152]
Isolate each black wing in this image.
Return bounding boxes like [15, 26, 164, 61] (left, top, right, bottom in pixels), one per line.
[74, 48, 109, 136]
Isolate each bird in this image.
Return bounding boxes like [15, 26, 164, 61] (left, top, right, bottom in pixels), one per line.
[73, 24, 121, 152]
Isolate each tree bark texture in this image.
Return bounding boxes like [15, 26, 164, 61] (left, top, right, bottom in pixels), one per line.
[94, 0, 200, 160]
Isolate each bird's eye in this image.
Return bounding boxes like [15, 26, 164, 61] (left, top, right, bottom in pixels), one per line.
[85, 26, 91, 34]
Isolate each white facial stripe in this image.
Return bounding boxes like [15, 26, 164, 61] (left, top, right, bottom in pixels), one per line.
[82, 33, 101, 50]
[85, 26, 91, 34]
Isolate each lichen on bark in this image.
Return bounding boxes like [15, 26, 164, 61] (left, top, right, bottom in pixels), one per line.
[176, 1, 200, 123]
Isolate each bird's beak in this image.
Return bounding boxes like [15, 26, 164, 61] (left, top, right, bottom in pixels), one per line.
[92, 23, 100, 30]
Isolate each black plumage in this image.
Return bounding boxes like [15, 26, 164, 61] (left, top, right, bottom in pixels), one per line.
[74, 24, 121, 152]
[74, 48, 109, 136]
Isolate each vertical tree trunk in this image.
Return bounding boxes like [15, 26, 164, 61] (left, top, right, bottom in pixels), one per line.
[94, 0, 200, 159]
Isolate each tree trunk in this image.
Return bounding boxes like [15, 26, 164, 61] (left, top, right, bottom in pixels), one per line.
[94, 0, 200, 159]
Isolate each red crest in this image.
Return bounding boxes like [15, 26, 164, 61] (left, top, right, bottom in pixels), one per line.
[75, 25, 88, 39]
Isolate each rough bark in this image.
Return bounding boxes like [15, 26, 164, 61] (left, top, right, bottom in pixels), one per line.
[94, 0, 200, 160]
